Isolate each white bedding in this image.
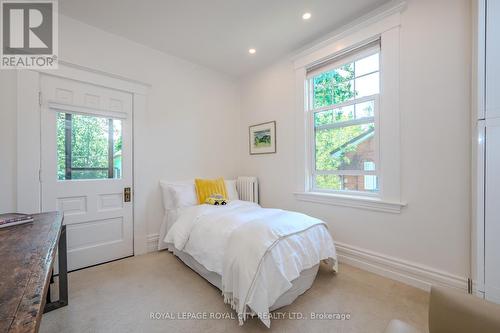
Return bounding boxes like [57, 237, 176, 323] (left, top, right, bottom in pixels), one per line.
[164, 200, 337, 327]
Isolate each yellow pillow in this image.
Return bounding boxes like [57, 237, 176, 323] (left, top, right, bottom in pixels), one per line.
[194, 178, 228, 204]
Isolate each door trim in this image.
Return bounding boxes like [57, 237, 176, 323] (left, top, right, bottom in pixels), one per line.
[17, 62, 150, 255]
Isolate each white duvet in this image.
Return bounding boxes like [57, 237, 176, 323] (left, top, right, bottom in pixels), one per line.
[164, 200, 337, 327]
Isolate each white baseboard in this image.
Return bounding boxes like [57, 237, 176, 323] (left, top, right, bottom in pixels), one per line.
[147, 233, 160, 253]
[336, 242, 467, 292]
[144, 233, 467, 292]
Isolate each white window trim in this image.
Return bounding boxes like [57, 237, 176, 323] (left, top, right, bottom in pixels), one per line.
[292, 4, 406, 213]
[293, 192, 404, 214]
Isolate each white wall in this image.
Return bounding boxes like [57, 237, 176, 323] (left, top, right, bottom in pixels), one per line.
[0, 15, 241, 241]
[0, 71, 17, 213]
[60, 16, 242, 239]
[239, 0, 472, 282]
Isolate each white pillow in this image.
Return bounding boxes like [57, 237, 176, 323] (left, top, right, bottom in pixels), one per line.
[225, 180, 239, 201]
[159, 181, 174, 210]
[160, 178, 238, 210]
[170, 183, 197, 208]
[159, 181, 197, 210]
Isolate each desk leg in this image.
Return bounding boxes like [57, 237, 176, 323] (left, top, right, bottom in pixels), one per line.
[58, 224, 68, 305]
[46, 269, 53, 304]
[44, 224, 69, 312]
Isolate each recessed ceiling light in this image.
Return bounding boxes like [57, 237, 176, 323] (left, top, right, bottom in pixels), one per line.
[302, 12, 312, 20]
[248, 48, 256, 55]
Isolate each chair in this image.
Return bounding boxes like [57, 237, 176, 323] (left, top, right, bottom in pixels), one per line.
[384, 286, 500, 333]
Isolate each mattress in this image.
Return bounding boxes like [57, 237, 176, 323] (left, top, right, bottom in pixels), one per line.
[168, 244, 319, 312]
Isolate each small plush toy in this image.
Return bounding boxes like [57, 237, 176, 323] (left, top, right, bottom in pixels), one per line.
[205, 194, 227, 205]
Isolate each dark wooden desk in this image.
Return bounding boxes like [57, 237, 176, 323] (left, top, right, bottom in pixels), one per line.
[0, 212, 68, 333]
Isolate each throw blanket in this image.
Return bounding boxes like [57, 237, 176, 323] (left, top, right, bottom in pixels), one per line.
[164, 200, 337, 327]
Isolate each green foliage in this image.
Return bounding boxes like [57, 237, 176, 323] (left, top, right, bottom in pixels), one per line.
[312, 63, 375, 191]
[71, 115, 109, 169]
[57, 113, 122, 180]
[315, 124, 372, 171]
[114, 135, 122, 153]
[313, 63, 354, 109]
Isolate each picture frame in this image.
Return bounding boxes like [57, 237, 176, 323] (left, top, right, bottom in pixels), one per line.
[249, 121, 276, 155]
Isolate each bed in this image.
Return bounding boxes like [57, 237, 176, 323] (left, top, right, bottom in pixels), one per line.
[158, 179, 337, 328]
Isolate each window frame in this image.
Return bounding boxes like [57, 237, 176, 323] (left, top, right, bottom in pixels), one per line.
[306, 47, 381, 197]
[292, 9, 405, 213]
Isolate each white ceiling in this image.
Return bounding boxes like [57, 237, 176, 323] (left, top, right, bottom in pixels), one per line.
[59, 0, 391, 77]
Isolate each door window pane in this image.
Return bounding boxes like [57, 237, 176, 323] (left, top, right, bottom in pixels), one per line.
[57, 112, 122, 180]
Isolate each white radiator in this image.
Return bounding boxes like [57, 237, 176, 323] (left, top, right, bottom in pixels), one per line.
[236, 176, 259, 203]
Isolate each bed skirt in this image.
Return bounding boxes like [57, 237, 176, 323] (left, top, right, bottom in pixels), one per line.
[166, 243, 319, 312]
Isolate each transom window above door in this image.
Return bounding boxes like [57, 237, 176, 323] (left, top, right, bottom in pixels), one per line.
[57, 112, 122, 180]
[306, 42, 380, 195]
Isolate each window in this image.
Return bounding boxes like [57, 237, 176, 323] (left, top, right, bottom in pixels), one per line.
[57, 112, 122, 180]
[306, 43, 380, 195]
[294, 12, 403, 212]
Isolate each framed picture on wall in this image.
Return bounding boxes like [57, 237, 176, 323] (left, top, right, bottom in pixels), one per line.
[249, 121, 276, 155]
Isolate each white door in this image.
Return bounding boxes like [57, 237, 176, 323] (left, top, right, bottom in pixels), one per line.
[40, 74, 134, 271]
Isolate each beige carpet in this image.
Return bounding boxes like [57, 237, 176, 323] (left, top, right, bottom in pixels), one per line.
[40, 251, 429, 333]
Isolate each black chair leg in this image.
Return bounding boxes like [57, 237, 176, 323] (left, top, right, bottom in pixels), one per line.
[46, 269, 53, 304]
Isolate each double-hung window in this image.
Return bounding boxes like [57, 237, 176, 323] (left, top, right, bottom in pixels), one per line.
[306, 41, 380, 196]
[295, 14, 403, 212]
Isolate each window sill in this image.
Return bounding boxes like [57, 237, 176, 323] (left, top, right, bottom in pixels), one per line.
[293, 191, 406, 214]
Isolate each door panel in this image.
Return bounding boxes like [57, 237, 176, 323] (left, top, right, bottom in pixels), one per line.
[41, 75, 133, 271]
[67, 217, 124, 250]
